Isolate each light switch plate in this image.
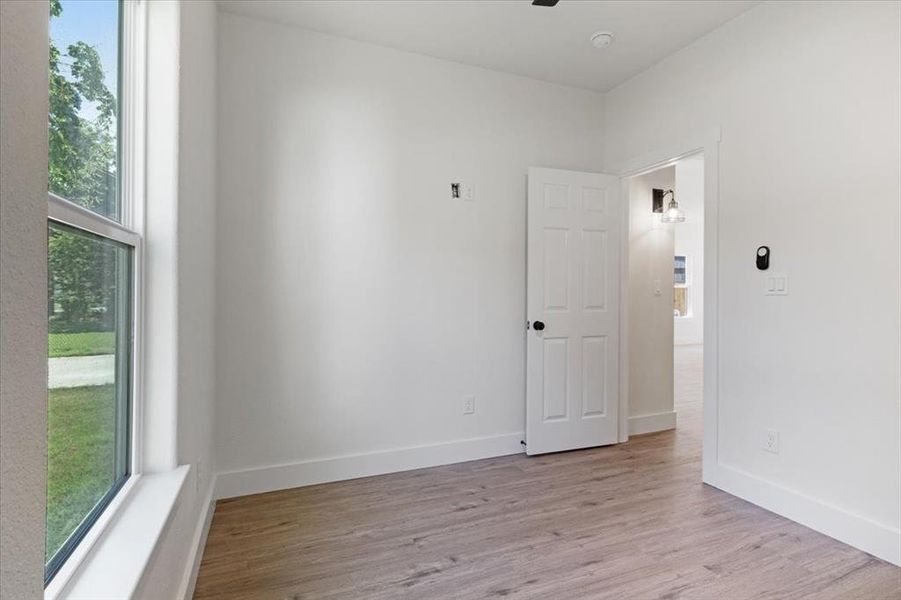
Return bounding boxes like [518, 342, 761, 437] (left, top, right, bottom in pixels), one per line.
[765, 273, 789, 296]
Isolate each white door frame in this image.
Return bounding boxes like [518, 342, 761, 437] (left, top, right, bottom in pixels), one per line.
[613, 128, 721, 485]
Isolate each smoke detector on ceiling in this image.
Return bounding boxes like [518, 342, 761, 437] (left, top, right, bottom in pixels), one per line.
[591, 31, 615, 49]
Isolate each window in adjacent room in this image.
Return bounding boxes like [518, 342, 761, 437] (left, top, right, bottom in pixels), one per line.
[673, 255, 690, 318]
[45, 0, 143, 584]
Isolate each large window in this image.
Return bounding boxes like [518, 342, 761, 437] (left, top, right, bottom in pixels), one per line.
[46, 0, 141, 584]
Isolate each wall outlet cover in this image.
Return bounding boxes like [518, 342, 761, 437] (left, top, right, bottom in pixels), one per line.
[463, 395, 475, 415]
[765, 429, 779, 454]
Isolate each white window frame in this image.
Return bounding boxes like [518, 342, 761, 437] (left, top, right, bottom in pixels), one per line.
[44, 1, 147, 595]
[674, 254, 691, 319]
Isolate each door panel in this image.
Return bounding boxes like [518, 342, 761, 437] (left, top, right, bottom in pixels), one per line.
[543, 228, 570, 311]
[581, 336, 608, 417]
[544, 183, 570, 210]
[542, 338, 569, 421]
[582, 186, 608, 213]
[526, 167, 620, 455]
[582, 229, 608, 310]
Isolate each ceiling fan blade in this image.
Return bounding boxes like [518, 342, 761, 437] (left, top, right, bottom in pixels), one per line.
[532, 0, 560, 6]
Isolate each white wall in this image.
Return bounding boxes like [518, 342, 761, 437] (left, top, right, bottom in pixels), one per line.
[606, 0, 900, 563]
[673, 157, 704, 345]
[214, 12, 605, 485]
[627, 167, 676, 432]
[0, 2, 49, 597]
[138, 2, 218, 598]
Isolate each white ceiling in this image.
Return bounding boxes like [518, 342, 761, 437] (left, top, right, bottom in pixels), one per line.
[218, 1, 759, 93]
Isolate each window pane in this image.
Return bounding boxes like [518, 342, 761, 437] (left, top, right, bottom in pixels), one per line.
[49, 0, 121, 221]
[674, 255, 687, 285]
[46, 222, 131, 580]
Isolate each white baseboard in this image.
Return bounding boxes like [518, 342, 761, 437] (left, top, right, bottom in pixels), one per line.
[214, 432, 525, 500]
[707, 463, 901, 567]
[176, 481, 216, 600]
[628, 411, 677, 436]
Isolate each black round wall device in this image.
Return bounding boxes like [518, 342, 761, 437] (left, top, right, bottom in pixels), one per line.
[756, 246, 770, 270]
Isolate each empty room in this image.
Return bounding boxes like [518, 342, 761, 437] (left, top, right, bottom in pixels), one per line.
[1, 0, 900, 598]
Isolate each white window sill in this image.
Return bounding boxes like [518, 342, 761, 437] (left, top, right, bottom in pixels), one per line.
[46, 465, 189, 600]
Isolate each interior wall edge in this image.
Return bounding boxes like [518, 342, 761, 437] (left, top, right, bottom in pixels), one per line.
[0, 1, 50, 597]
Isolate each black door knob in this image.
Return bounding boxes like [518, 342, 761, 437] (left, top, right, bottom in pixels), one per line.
[533, 321, 545, 331]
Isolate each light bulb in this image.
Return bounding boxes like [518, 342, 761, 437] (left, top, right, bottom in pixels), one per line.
[661, 199, 685, 224]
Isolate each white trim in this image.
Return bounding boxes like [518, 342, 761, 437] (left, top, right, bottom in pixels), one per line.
[141, 0, 181, 472]
[130, 223, 145, 476]
[44, 475, 141, 600]
[628, 411, 677, 436]
[176, 481, 216, 600]
[215, 433, 525, 500]
[700, 134, 720, 485]
[120, 0, 146, 235]
[709, 464, 901, 566]
[615, 128, 722, 178]
[58, 466, 189, 600]
[122, 0, 148, 476]
[48, 194, 140, 248]
[617, 177, 631, 443]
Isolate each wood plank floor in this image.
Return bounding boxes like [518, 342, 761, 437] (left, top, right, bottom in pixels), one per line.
[194, 346, 900, 599]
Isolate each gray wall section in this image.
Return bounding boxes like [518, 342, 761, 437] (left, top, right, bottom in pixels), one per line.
[1, 1, 50, 597]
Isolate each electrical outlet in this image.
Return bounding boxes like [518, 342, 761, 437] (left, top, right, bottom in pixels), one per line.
[463, 395, 475, 415]
[765, 430, 779, 454]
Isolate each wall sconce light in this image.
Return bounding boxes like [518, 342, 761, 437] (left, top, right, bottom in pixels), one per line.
[653, 188, 685, 224]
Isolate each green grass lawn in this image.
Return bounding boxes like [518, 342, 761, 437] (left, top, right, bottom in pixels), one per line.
[48, 331, 115, 358]
[46, 384, 117, 562]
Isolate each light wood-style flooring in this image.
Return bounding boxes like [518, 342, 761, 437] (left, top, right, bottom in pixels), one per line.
[194, 345, 900, 599]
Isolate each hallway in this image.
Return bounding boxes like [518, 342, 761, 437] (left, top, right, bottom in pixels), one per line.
[675, 343, 703, 439]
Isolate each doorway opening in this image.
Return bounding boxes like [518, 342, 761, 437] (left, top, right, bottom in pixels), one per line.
[624, 154, 705, 442]
[524, 131, 719, 469]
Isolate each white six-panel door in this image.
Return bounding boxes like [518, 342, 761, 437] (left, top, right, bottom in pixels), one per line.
[526, 167, 620, 455]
